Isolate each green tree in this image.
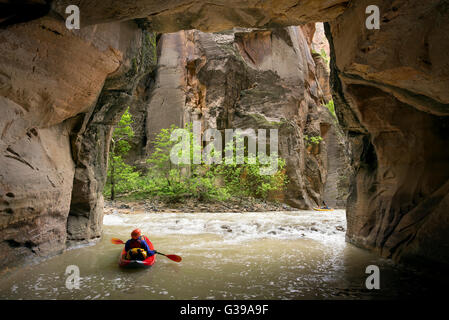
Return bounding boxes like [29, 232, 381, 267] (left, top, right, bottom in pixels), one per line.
[215, 136, 288, 200]
[106, 107, 140, 200]
[105, 119, 289, 203]
[145, 124, 288, 202]
[324, 100, 336, 118]
[145, 123, 215, 202]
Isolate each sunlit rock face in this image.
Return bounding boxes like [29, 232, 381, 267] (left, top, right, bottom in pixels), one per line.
[327, 0, 449, 265]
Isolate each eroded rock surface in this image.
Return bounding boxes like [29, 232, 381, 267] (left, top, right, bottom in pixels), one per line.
[0, 16, 157, 267]
[327, 0, 449, 265]
[67, 21, 157, 243]
[51, 0, 350, 32]
[130, 26, 351, 209]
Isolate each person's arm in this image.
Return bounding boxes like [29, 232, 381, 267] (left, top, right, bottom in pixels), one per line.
[141, 238, 155, 256]
[125, 240, 131, 252]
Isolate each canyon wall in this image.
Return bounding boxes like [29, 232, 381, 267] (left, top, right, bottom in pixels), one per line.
[51, 0, 350, 32]
[0, 15, 157, 267]
[128, 25, 351, 208]
[326, 0, 449, 266]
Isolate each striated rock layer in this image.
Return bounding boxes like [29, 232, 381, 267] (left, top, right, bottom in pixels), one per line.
[0, 15, 157, 267]
[326, 0, 449, 266]
[51, 0, 350, 32]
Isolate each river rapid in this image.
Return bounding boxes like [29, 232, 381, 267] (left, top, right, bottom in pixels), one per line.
[0, 210, 441, 299]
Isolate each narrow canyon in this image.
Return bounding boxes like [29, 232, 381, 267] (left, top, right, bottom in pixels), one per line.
[0, 0, 448, 273]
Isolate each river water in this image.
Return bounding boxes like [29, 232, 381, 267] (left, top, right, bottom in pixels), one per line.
[0, 210, 441, 299]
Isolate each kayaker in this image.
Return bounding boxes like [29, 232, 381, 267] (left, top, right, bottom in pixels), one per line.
[322, 201, 329, 209]
[125, 228, 155, 260]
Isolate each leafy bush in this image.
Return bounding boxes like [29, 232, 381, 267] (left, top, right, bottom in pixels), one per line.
[312, 48, 330, 66]
[104, 107, 140, 200]
[212, 136, 288, 199]
[105, 113, 289, 202]
[324, 100, 336, 118]
[304, 134, 323, 146]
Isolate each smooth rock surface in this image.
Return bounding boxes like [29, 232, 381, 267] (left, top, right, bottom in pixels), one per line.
[327, 0, 449, 265]
[52, 0, 350, 31]
[0, 16, 157, 267]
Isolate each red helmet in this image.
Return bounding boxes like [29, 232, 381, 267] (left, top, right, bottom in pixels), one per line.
[131, 228, 141, 239]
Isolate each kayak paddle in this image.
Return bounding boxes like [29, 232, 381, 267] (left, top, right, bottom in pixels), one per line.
[111, 238, 125, 245]
[154, 250, 182, 263]
[110, 238, 182, 263]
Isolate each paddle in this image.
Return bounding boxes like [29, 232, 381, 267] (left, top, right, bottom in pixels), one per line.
[154, 250, 182, 263]
[110, 238, 182, 263]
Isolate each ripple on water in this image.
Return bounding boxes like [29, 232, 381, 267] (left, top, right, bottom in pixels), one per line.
[5, 209, 434, 300]
[103, 210, 347, 247]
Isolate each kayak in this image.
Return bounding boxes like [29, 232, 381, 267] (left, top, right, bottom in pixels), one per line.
[313, 207, 333, 211]
[118, 236, 156, 268]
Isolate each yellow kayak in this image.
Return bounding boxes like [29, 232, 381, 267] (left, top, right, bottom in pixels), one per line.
[313, 207, 333, 211]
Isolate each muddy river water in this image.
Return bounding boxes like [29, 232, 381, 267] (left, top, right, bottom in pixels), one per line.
[0, 210, 442, 299]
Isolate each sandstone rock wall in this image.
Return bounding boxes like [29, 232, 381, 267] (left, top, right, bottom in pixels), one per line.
[145, 32, 189, 154]
[131, 26, 351, 209]
[67, 21, 157, 244]
[0, 15, 157, 267]
[326, 0, 449, 265]
[51, 0, 350, 32]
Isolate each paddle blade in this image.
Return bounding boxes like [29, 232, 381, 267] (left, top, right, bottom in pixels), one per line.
[166, 254, 182, 263]
[111, 238, 125, 245]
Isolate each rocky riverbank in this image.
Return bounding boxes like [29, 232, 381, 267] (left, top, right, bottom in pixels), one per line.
[104, 197, 297, 215]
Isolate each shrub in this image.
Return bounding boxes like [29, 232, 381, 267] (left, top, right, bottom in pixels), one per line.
[324, 100, 336, 118]
[105, 115, 289, 203]
[304, 135, 323, 146]
[105, 107, 140, 200]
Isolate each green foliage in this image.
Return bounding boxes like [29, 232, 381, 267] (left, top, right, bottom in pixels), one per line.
[104, 107, 140, 200]
[213, 136, 288, 199]
[104, 155, 141, 198]
[144, 123, 215, 202]
[304, 134, 323, 146]
[105, 117, 289, 203]
[324, 100, 336, 118]
[113, 108, 134, 154]
[312, 48, 330, 66]
[144, 124, 288, 202]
